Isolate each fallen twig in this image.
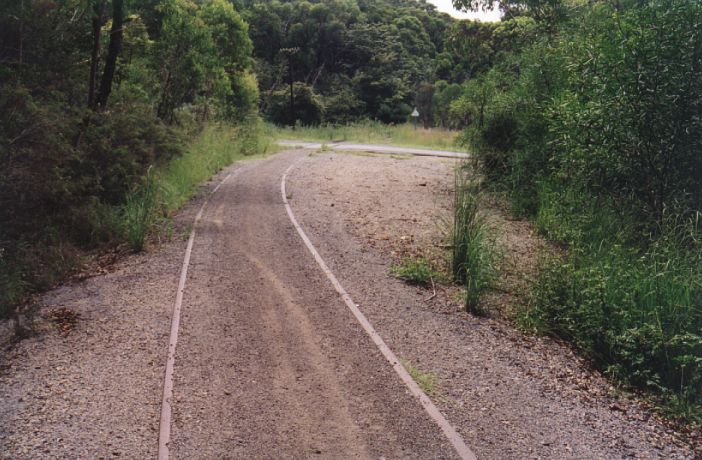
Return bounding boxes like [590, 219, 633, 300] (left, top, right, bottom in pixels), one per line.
[425, 275, 437, 301]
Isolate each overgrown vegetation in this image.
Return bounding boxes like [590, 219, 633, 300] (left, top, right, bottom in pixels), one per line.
[274, 120, 460, 151]
[0, 0, 259, 319]
[123, 121, 277, 252]
[454, 0, 702, 420]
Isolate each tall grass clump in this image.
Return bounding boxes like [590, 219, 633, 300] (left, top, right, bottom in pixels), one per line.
[122, 167, 158, 252]
[273, 120, 461, 151]
[452, 167, 498, 314]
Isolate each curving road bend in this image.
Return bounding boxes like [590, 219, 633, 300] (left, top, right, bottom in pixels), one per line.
[166, 150, 460, 458]
[277, 140, 469, 159]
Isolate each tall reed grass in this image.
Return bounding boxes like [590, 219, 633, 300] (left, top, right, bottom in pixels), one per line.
[123, 167, 157, 252]
[452, 167, 498, 314]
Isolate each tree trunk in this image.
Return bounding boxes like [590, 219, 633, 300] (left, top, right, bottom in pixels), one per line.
[18, 0, 24, 66]
[288, 55, 295, 127]
[95, 0, 124, 110]
[88, 1, 106, 108]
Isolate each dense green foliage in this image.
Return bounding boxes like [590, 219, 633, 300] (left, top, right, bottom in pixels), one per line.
[243, 0, 456, 124]
[454, 0, 702, 419]
[123, 121, 276, 251]
[0, 0, 258, 317]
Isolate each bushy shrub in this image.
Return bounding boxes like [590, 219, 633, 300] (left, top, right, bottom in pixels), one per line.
[527, 229, 702, 416]
[227, 71, 260, 122]
[265, 82, 325, 126]
[0, 0, 258, 319]
[460, 0, 702, 418]
[432, 80, 463, 128]
[550, 1, 702, 223]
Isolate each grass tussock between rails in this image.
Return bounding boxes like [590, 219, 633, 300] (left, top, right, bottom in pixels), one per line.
[272, 120, 461, 152]
[1, 120, 276, 323]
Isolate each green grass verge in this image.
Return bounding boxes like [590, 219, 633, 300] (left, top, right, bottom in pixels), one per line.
[271, 120, 462, 152]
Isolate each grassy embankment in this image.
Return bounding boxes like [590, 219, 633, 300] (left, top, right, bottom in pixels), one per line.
[272, 120, 461, 151]
[1, 120, 276, 323]
[522, 190, 702, 423]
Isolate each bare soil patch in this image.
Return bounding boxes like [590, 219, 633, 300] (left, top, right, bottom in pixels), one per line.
[288, 150, 699, 459]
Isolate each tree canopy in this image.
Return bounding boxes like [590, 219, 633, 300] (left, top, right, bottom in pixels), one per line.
[244, 0, 453, 124]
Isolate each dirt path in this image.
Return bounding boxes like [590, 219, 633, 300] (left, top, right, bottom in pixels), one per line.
[0, 147, 697, 459]
[166, 150, 457, 458]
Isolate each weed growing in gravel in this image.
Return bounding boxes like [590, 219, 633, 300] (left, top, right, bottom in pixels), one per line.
[391, 257, 441, 286]
[401, 359, 438, 395]
[452, 167, 498, 314]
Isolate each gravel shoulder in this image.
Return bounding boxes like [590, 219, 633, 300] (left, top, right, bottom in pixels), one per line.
[0, 161, 241, 458]
[287, 150, 699, 459]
